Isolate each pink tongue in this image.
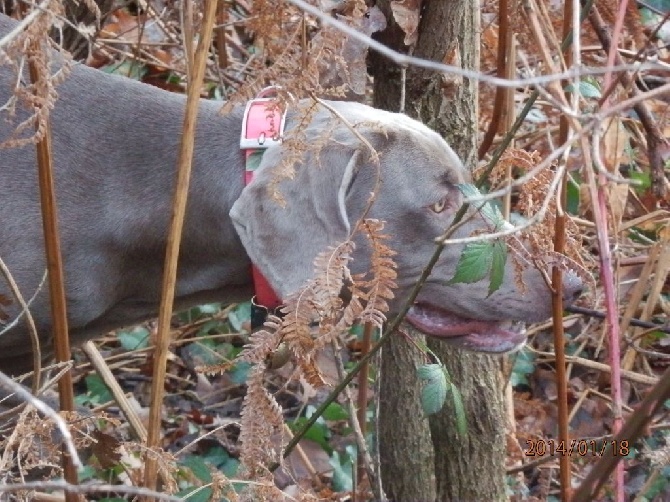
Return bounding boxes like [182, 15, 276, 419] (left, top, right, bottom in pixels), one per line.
[406, 304, 526, 353]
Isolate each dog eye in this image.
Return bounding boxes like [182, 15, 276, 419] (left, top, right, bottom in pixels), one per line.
[430, 198, 448, 213]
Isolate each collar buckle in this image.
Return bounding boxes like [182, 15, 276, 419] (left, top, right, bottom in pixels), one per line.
[239, 86, 287, 150]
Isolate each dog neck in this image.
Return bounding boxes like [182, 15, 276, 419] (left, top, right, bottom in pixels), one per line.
[55, 65, 256, 328]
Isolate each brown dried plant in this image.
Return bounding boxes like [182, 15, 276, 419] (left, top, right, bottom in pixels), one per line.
[0, 6, 71, 149]
[203, 219, 397, 477]
[224, 0, 373, 106]
[485, 148, 594, 291]
[0, 408, 102, 482]
[0, 407, 193, 497]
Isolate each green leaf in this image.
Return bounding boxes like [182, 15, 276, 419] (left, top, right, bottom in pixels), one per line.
[196, 319, 229, 338]
[418, 364, 448, 416]
[201, 445, 230, 467]
[291, 412, 331, 453]
[323, 402, 350, 421]
[449, 383, 467, 436]
[221, 458, 240, 478]
[488, 240, 507, 296]
[629, 171, 651, 193]
[78, 465, 97, 482]
[177, 486, 213, 502]
[228, 362, 251, 385]
[578, 81, 602, 98]
[201, 446, 240, 477]
[417, 363, 444, 381]
[456, 182, 480, 199]
[100, 61, 147, 80]
[85, 374, 113, 405]
[448, 241, 494, 285]
[197, 303, 222, 315]
[228, 301, 251, 333]
[456, 184, 505, 229]
[566, 178, 580, 214]
[510, 349, 535, 387]
[180, 455, 212, 483]
[329, 451, 354, 492]
[564, 79, 602, 98]
[246, 151, 265, 172]
[117, 327, 150, 351]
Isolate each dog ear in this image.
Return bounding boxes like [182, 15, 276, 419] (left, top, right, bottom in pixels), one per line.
[230, 143, 365, 299]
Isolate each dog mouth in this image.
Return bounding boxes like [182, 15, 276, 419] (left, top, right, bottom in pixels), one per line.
[406, 303, 526, 353]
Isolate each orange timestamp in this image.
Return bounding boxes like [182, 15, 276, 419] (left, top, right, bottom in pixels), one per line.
[524, 439, 630, 457]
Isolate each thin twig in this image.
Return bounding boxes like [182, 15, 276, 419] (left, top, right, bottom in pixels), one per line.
[0, 480, 181, 500]
[0, 258, 44, 393]
[552, 0, 577, 492]
[0, 371, 82, 468]
[588, 6, 669, 197]
[0, 0, 51, 48]
[332, 341, 383, 501]
[356, 322, 373, 489]
[142, 0, 219, 495]
[565, 305, 670, 334]
[82, 341, 147, 442]
[572, 363, 670, 501]
[28, 31, 77, 497]
[284, 0, 661, 88]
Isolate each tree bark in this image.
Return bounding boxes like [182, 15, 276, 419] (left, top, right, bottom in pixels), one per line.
[371, 0, 507, 499]
[378, 324, 436, 501]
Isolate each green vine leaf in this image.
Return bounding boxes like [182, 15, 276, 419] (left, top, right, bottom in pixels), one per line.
[448, 241, 495, 286]
[418, 363, 448, 416]
[456, 183, 505, 230]
[488, 240, 507, 297]
[449, 382, 467, 437]
[447, 184, 509, 296]
[565, 79, 602, 99]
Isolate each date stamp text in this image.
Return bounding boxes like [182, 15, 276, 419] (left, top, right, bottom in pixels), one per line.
[524, 439, 629, 457]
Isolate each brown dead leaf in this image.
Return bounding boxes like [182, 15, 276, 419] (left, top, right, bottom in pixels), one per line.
[606, 183, 630, 229]
[579, 182, 629, 229]
[101, 10, 166, 46]
[281, 439, 332, 483]
[390, 0, 422, 46]
[659, 222, 670, 241]
[600, 116, 630, 173]
[91, 429, 122, 469]
[98, 9, 174, 72]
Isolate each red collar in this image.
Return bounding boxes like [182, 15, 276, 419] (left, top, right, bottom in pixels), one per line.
[239, 87, 287, 309]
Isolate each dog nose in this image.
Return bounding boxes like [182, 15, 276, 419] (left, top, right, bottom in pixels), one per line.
[562, 274, 584, 305]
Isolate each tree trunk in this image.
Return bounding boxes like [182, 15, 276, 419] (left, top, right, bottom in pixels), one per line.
[378, 324, 436, 501]
[371, 0, 507, 499]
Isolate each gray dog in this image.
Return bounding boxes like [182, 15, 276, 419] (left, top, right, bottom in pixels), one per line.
[0, 14, 583, 376]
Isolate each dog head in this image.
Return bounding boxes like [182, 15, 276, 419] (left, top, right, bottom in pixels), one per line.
[230, 101, 584, 353]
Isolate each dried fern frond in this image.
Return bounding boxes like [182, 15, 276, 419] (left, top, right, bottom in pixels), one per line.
[197, 315, 285, 375]
[483, 148, 594, 294]
[539, 250, 596, 294]
[300, 357, 328, 388]
[234, 221, 397, 479]
[280, 286, 318, 360]
[490, 149, 590, 268]
[0, 7, 71, 149]
[358, 219, 398, 327]
[239, 363, 284, 476]
[312, 240, 355, 321]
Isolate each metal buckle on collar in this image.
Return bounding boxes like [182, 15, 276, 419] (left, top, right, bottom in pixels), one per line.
[250, 295, 285, 330]
[239, 86, 287, 150]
